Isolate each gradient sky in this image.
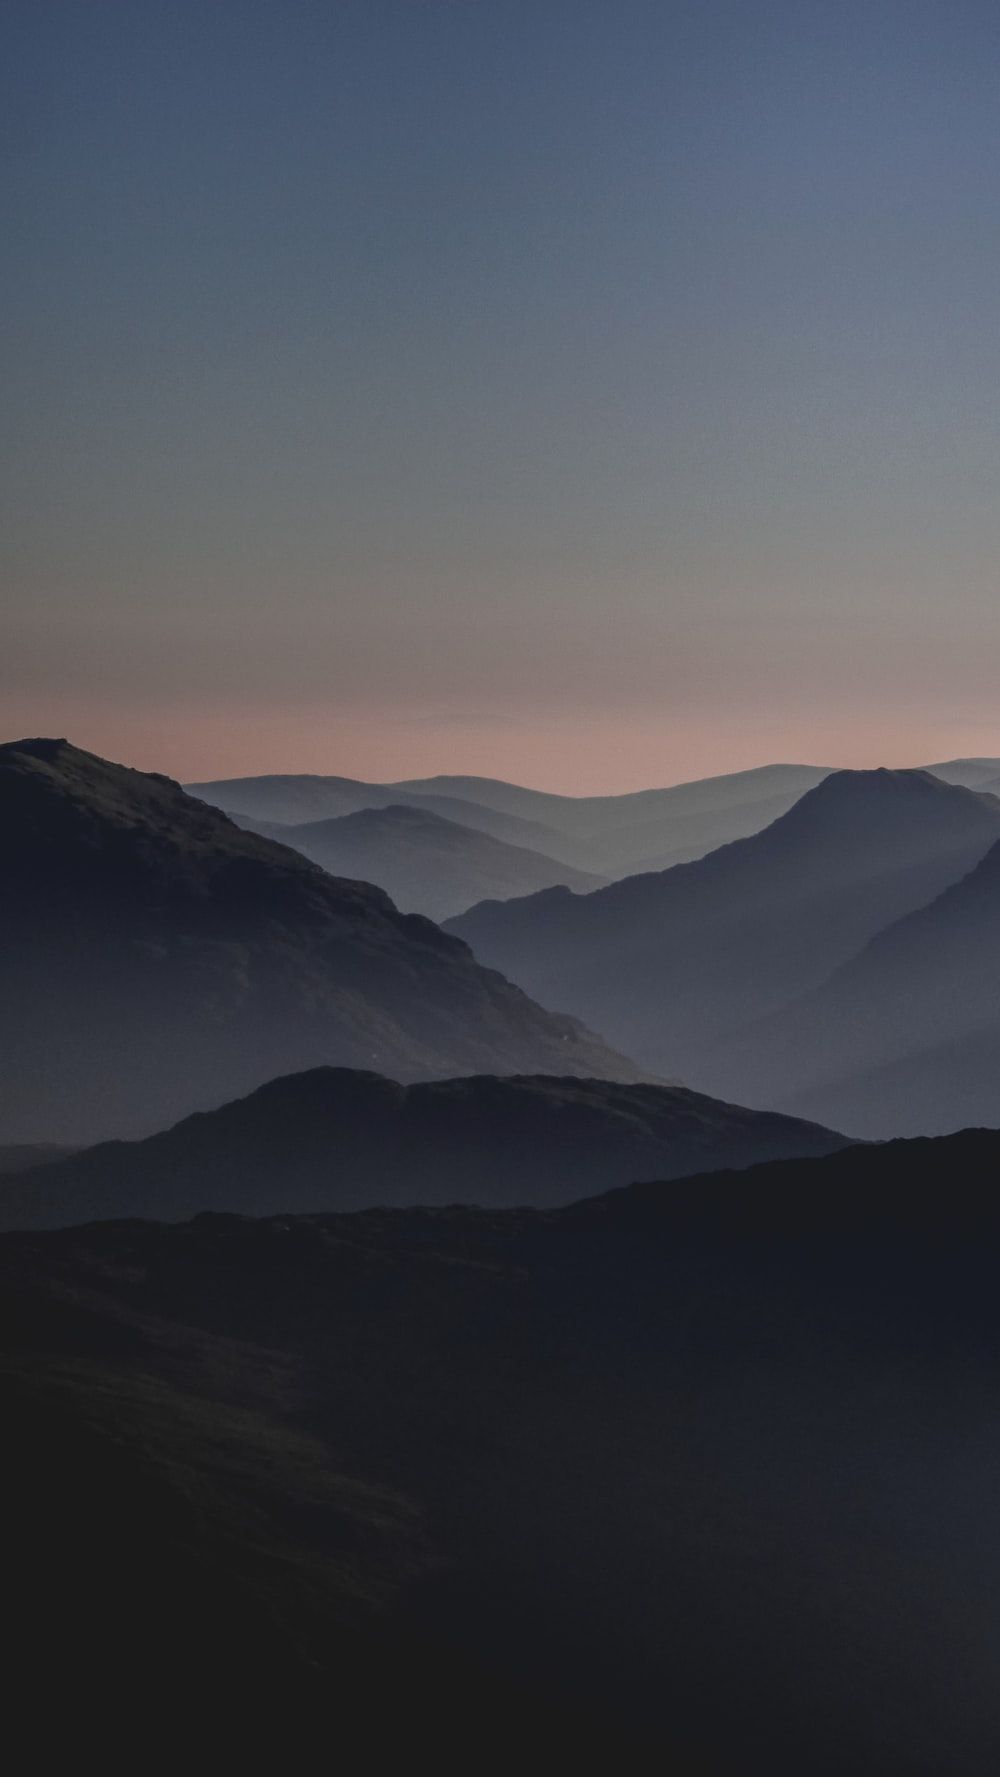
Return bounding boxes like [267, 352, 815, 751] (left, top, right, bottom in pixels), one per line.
[4, 0, 1000, 791]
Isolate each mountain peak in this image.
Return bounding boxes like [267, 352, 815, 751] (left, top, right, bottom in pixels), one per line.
[447, 758, 1000, 1084]
[797, 765, 956, 800]
[1, 734, 186, 799]
[0, 740, 642, 1143]
[3, 735, 72, 761]
[770, 764, 999, 842]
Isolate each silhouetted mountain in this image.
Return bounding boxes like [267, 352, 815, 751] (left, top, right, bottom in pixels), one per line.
[0, 1066, 848, 1230]
[7, 1128, 1000, 1767]
[0, 739, 639, 1145]
[191, 762, 833, 877]
[716, 833, 1000, 1138]
[620, 780, 835, 872]
[249, 803, 605, 921]
[447, 769, 1000, 1085]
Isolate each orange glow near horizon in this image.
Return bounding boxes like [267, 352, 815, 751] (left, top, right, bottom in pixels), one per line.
[5, 690, 999, 794]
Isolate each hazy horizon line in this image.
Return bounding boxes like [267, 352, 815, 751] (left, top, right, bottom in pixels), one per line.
[8, 726, 1000, 803]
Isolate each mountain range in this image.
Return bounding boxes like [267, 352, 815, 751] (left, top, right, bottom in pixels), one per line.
[189, 756, 1000, 881]
[189, 761, 835, 877]
[922, 756, 1000, 789]
[7, 1128, 1000, 1766]
[0, 738, 638, 1145]
[9, 725, 1000, 1767]
[189, 769, 582, 853]
[447, 769, 1000, 1102]
[0, 1064, 848, 1230]
[717, 831, 1000, 1137]
[245, 802, 606, 920]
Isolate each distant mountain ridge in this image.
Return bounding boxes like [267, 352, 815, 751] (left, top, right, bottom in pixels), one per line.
[716, 830, 1000, 1137]
[247, 803, 606, 921]
[387, 762, 832, 832]
[189, 761, 834, 876]
[191, 756, 1000, 885]
[0, 1065, 849, 1230]
[0, 739, 640, 1144]
[189, 771, 576, 855]
[922, 756, 1000, 788]
[447, 769, 1000, 1086]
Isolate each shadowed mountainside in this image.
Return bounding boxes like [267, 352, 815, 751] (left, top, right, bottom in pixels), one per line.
[247, 802, 606, 920]
[447, 769, 1000, 1088]
[714, 831, 1000, 1137]
[0, 739, 639, 1145]
[7, 1129, 1000, 1766]
[0, 1066, 849, 1230]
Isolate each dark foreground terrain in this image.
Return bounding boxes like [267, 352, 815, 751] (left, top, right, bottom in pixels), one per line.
[6, 1130, 1000, 1770]
[0, 1065, 848, 1229]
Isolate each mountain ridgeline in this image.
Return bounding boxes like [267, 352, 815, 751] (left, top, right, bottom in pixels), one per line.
[189, 761, 835, 876]
[0, 1066, 849, 1230]
[447, 769, 1000, 1128]
[8, 732, 1000, 1769]
[0, 739, 640, 1145]
[719, 831, 1000, 1137]
[244, 802, 607, 921]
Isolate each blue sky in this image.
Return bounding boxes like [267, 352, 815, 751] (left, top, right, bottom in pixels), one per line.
[4, 1, 1000, 787]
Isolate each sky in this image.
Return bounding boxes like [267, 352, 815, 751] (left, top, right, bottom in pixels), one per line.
[3, 0, 1000, 792]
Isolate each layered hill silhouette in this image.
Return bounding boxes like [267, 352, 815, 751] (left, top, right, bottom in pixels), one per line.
[390, 762, 835, 872]
[248, 803, 605, 921]
[0, 739, 639, 1145]
[924, 756, 1000, 789]
[7, 1127, 1000, 1766]
[0, 1065, 848, 1230]
[191, 762, 833, 877]
[189, 770, 577, 856]
[714, 832, 1000, 1137]
[447, 769, 1000, 1086]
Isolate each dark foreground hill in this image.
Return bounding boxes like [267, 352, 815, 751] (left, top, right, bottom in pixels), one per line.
[0, 1145, 74, 1174]
[0, 1066, 848, 1229]
[250, 802, 605, 920]
[7, 1129, 1000, 1768]
[0, 739, 638, 1145]
[448, 768, 1000, 1086]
